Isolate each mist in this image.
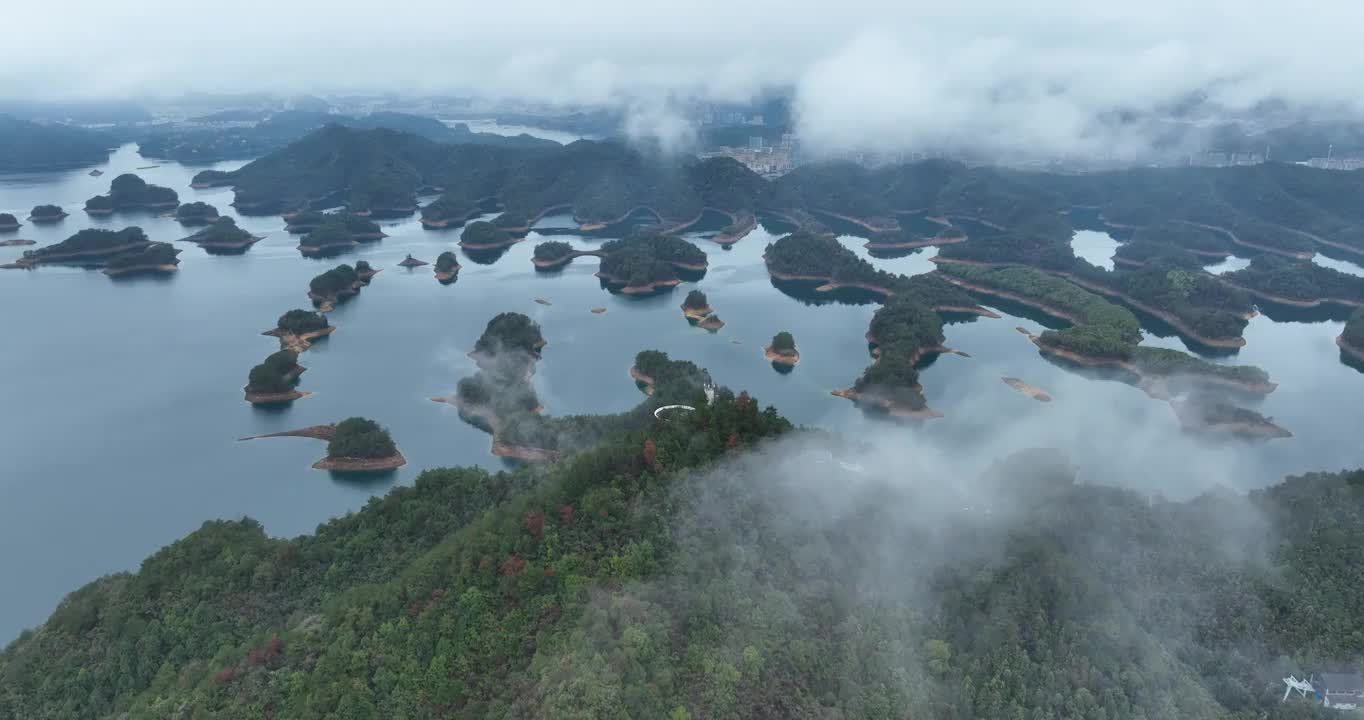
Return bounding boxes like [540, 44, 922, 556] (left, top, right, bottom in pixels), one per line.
[7, 1, 1364, 157]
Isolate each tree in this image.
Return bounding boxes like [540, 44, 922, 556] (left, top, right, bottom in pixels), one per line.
[327, 417, 397, 459]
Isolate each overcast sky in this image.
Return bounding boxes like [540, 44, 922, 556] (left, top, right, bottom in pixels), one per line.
[6, 1, 1364, 154]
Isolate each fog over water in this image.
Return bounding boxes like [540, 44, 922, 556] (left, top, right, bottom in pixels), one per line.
[1, 145, 1362, 641]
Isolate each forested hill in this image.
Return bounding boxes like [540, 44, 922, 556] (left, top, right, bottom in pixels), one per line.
[134, 110, 558, 164]
[191, 124, 1364, 263]
[4, 376, 1364, 718]
[0, 114, 115, 171]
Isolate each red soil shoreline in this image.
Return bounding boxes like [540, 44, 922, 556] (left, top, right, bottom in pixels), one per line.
[829, 388, 943, 419]
[1219, 278, 1363, 309]
[765, 347, 800, 365]
[102, 263, 178, 277]
[263, 325, 335, 353]
[1180, 221, 1315, 260]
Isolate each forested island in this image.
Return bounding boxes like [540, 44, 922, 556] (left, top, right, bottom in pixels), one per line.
[835, 295, 947, 417]
[681, 289, 713, 321]
[83, 174, 178, 214]
[297, 214, 385, 257]
[434, 251, 460, 283]
[3, 227, 152, 269]
[0, 114, 114, 171]
[307, 264, 367, 311]
[1223, 255, 1364, 309]
[243, 350, 307, 404]
[263, 309, 333, 352]
[173, 201, 220, 225]
[27, 204, 68, 223]
[0, 213, 18, 231]
[101, 242, 181, 277]
[179, 218, 261, 253]
[765, 331, 800, 365]
[313, 417, 405, 471]
[459, 221, 516, 250]
[594, 231, 708, 294]
[531, 240, 589, 269]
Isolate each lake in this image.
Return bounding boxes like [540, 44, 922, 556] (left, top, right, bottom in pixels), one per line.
[2, 145, 1362, 642]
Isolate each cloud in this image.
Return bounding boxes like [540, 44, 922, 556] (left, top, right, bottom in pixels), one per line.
[4, 0, 1364, 156]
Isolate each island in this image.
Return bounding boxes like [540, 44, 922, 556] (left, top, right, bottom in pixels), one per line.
[834, 351, 941, 419]
[264, 309, 334, 352]
[174, 202, 221, 225]
[419, 194, 485, 229]
[0, 213, 18, 231]
[0, 238, 35, 247]
[27, 204, 68, 223]
[460, 221, 516, 250]
[434, 251, 460, 282]
[763, 230, 994, 316]
[833, 295, 948, 418]
[282, 210, 327, 234]
[698, 314, 725, 331]
[1169, 396, 1292, 439]
[595, 231, 708, 294]
[2, 227, 152, 269]
[241, 417, 406, 472]
[308, 264, 365, 311]
[101, 242, 181, 277]
[179, 218, 262, 254]
[681, 289, 714, 321]
[765, 331, 800, 366]
[1340, 309, 1364, 365]
[243, 349, 308, 404]
[314, 418, 406, 471]
[298, 215, 386, 257]
[630, 349, 713, 398]
[531, 240, 589, 269]
[84, 174, 178, 214]
[398, 254, 429, 269]
[1222, 255, 1364, 309]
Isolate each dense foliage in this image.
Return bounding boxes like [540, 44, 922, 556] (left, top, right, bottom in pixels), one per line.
[104, 242, 180, 270]
[245, 350, 301, 395]
[276, 309, 329, 334]
[435, 251, 460, 273]
[770, 332, 796, 352]
[532, 241, 574, 262]
[596, 231, 707, 288]
[308, 264, 360, 298]
[8, 367, 1364, 718]
[1343, 308, 1364, 349]
[84, 173, 178, 212]
[303, 218, 356, 251]
[174, 202, 219, 224]
[0, 212, 17, 228]
[0, 114, 114, 171]
[1130, 347, 1271, 385]
[474, 312, 545, 357]
[682, 289, 709, 309]
[1129, 221, 1233, 255]
[461, 221, 513, 248]
[326, 417, 397, 459]
[29, 204, 66, 220]
[1066, 260, 1255, 342]
[21, 227, 150, 264]
[183, 218, 255, 248]
[1225, 255, 1364, 305]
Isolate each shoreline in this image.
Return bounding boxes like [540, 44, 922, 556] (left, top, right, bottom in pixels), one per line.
[263, 325, 335, 353]
[865, 233, 967, 251]
[308, 282, 362, 312]
[2, 241, 151, 269]
[102, 263, 178, 277]
[533, 249, 603, 268]
[1339, 335, 1364, 364]
[1019, 329, 1276, 396]
[709, 209, 756, 246]
[933, 259, 1251, 348]
[28, 211, 69, 223]
[1219, 278, 1363, 310]
[830, 388, 943, 419]
[629, 366, 656, 394]
[312, 452, 407, 472]
[1180, 221, 1315, 260]
[0, 239, 36, 247]
[595, 271, 682, 294]
[768, 267, 998, 317]
[1057, 272, 1249, 348]
[810, 208, 900, 234]
[435, 269, 458, 283]
[765, 347, 800, 365]
[682, 304, 713, 321]
[244, 388, 310, 405]
[432, 395, 561, 462]
[1002, 376, 1052, 402]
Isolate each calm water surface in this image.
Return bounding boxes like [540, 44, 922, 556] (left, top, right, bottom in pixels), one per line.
[2, 146, 1362, 641]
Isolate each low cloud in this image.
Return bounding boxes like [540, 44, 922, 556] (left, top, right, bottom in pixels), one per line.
[5, 1, 1364, 157]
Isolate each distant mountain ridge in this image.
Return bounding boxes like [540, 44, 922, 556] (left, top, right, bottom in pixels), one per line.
[0, 115, 116, 171]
